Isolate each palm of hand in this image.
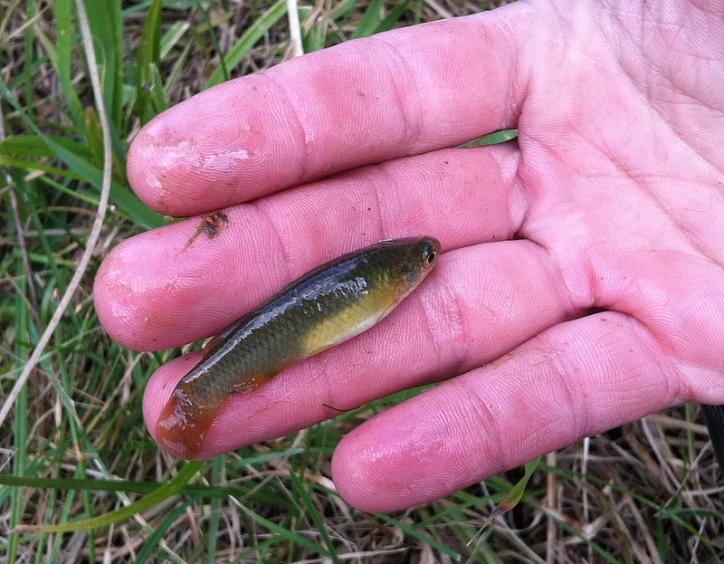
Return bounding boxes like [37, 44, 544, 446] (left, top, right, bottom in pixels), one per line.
[94, 0, 724, 510]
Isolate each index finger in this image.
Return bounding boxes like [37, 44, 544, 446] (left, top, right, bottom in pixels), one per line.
[128, 6, 529, 217]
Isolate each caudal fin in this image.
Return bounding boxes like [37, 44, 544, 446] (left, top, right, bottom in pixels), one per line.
[156, 386, 225, 459]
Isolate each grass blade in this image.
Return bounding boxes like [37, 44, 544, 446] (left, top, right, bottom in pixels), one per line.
[16, 461, 203, 533]
[288, 463, 341, 563]
[0, 81, 165, 228]
[137, 0, 164, 124]
[136, 499, 195, 564]
[52, 0, 86, 129]
[205, 0, 287, 88]
[0, 134, 91, 159]
[160, 20, 191, 59]
[350, 0, 384, 39]
[234, 500, 334, 557]
[0, 473, 294, 508]
[495, 457, 540, 513]
[7, 262, 30, 564]
[84, 0, 123, 128]
[376, 513, 461, 561]
[206, 456, 223, 564]
[374, 0, 410, 34]
[22, 0, 37, 118]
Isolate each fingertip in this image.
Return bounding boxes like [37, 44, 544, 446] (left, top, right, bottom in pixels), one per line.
[94, 238, 150, 351]
[126, 79, 296, 217]
[143, 353, 205, 451]
[128, 103, 223, 217]
[127, 119, 173, 215]
[94, 222, 233, 351]
[94, 233, 183, 351]
[331, 433, 383, 513]
[331, 400, 463, 513]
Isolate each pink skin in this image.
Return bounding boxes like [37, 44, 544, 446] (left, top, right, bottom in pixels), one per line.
[94, 0, 724, 512]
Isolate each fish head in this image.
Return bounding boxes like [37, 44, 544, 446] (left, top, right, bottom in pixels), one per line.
[398, 236, 441, 291]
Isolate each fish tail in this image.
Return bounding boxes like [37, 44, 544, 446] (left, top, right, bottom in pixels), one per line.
[156, 385, 225, 459]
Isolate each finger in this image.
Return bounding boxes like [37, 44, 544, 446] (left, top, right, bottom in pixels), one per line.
[96, 145, 522, 351]
[331, 311, 679, 512]
[143, 238, 574, 459]
[127, 5, 533, 216]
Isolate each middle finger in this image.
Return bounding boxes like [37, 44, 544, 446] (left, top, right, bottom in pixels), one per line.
[96, 144, 522, 351]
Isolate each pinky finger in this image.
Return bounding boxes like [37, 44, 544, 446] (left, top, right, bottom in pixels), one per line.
[331, 311, 680, 512]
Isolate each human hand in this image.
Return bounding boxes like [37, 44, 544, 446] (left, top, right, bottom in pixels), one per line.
[94, 0, 724, 512]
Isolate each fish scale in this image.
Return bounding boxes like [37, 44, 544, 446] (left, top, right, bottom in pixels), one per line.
[157, 236, 441, 458]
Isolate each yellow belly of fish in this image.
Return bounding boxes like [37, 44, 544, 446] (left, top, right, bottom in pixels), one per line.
[300, 289, 399, 357]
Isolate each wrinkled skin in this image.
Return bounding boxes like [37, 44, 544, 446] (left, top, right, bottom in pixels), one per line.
[94, 0, 724, 512]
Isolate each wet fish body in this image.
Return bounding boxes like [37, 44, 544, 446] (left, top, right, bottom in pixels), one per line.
[157, 236, 441, 458]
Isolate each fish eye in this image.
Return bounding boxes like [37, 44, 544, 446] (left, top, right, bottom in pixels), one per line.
[420, 242, 437, 265]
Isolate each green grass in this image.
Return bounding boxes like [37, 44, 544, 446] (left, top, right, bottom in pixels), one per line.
[1, 0, 722, 562]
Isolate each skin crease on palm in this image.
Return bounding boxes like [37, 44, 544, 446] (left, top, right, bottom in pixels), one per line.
[93, 0, 724, 512]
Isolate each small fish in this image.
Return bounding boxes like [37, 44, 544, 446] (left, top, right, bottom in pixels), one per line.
[157, 236, 441, 458]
